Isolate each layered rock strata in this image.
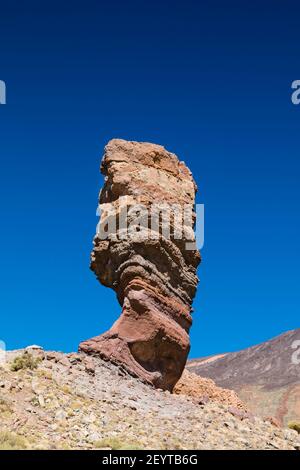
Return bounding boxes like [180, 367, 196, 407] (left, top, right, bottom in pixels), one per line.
[79, 139, 200, 390]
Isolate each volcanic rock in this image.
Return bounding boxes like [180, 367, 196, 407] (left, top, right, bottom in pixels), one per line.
[174, 370, 248, 411]
[79, 139, 200, 390]
[2, 349, 300, 450]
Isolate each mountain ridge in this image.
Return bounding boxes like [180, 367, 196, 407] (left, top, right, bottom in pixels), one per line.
[187, 329, 300, 425]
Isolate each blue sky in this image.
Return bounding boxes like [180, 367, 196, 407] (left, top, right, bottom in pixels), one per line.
[0, 1, 299, 358]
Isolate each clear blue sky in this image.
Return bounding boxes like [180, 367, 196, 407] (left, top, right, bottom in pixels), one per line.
[0, 1, 299, 357]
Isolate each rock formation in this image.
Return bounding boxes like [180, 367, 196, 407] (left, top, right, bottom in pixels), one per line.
[79, 139, 200, 390]
[174, 370, 248, 412]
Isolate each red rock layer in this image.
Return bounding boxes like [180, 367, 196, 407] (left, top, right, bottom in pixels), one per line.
[79, 139, 200, 390]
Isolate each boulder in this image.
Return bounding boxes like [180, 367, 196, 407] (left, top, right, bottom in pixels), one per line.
[79, 139, 200, 390]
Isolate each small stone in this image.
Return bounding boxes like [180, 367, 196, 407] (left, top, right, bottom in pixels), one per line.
[67, 353, 82, 364]
[17, 381, 24, 390]
[31, 378, 42, 395]
[228, 406, 248, 421]
[88, 432, 101, 442]
[224, 421, 235, 429]
[264, 416, 281, 428]
[58, 357, 72, 368]
[283, 428, 298, 439]
[38, 395, 45, 407]
[55, 409, 67, 421]
[84, 357, 95, 375]
[82, 413, 97, 424]
[46, 352, 60, 362]
[198, 395, 209, 406]
[235, 437, 249, 446]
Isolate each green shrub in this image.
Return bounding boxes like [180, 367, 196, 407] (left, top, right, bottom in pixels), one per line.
[10, 352, 41, 372]
[0, 431, 27, 450]
[288, 422, 300, 434]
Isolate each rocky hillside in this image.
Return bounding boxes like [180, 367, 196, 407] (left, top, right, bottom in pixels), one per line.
[187, 329, 300, 426]
[0, 347, 299, 450]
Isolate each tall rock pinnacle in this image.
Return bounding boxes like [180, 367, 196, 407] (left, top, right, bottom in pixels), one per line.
[79, 139, 201, 390]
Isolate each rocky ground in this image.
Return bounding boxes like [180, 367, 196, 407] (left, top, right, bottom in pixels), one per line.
[0, 347, 300, 450]
[174, 370, 247, 411]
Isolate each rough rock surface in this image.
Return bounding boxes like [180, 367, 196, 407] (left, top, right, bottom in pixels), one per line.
[1, 349, 300, 450]
[174, 370, 248, 412]
[79, 139, 200, 390]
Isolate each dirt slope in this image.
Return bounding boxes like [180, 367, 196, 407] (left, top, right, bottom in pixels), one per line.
[0, 347, 299, 450]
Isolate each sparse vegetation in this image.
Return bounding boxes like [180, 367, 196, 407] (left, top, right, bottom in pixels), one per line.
[94, 437, 142, 450]
[37, 368, 52, 379]
[288, 422, 300, 434]
[1, 349, 299, 450]
[30, 395, 40, 407]
[0, 398, 12, 416]
[0, 431, 27, 450]
[10, 352, 41, 372]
